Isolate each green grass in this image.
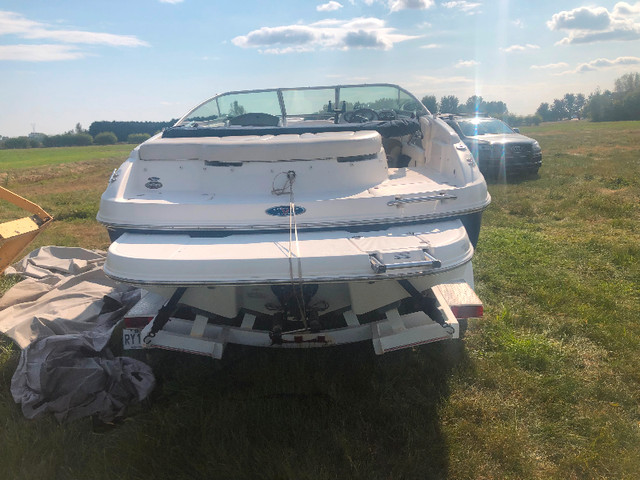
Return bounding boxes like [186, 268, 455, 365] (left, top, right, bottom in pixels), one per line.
[1, 124, 639, 479]
[0, 145, 126, 250]
[0, 144, 132, 171]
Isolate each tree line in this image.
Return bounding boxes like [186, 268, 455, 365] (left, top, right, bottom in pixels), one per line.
[422, 71, 640, 125]
[88, 120, 176, 142]
[420, 94, 541, 127]
[1, 120, 175, 150]
[535, 73, 640, 122]
[421, 94, 508, 117]
[580, 72, 640, 122]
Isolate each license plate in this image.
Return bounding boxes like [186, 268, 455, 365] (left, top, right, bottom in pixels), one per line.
[122, 328, 143, 350]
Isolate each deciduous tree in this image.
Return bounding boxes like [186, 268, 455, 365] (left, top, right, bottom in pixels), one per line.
[439, 95, 460, 114]
[421, 95, 437, 113]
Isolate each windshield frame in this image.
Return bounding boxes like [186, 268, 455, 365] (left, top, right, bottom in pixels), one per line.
[175, 83, 428, 127]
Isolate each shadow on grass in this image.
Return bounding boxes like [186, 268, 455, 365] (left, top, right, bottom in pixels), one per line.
[88, 340, 471, 480]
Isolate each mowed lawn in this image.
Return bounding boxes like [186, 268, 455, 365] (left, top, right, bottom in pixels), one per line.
[0, 122, 639, 480]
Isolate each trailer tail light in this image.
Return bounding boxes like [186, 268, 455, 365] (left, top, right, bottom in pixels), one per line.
[432, 282, 483, 319]
[450, 304, 483, 319]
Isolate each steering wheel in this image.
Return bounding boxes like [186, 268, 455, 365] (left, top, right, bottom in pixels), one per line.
[343, 108, 379, 123]
[400, 100, 420, 112]
[377, 109, 397, 121]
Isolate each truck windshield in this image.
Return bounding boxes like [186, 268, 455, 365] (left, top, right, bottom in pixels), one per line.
[458, 118, 514, 136]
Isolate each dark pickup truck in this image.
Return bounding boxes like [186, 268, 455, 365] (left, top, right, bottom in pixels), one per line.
[440, 114, 542, 177]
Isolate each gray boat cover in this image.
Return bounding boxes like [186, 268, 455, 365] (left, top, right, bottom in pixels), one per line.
[0, 246, 155, 422]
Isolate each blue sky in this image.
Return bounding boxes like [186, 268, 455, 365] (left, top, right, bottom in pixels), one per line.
[1, 0, 639, 137]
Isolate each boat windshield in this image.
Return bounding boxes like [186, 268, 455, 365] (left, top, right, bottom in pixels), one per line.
[457, 118, 514, 137]
[177, 84, 426, 127]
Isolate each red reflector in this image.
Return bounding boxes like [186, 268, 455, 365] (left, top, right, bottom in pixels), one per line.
[124, 316, 154, 328]
[450, 305, 483, 319]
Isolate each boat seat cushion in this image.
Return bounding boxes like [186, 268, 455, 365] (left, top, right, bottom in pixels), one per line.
[139, 130, 383, 162]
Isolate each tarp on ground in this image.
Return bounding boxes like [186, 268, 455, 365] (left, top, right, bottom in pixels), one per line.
[0, 246, 155, 422]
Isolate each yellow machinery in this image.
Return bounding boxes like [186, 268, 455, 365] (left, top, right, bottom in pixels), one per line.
[0, 186, 53, 273]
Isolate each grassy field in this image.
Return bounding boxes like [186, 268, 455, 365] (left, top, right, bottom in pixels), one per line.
[0, 144, 132, 171]
[0, 146, 128, 251]
[0, 122, 639, 480]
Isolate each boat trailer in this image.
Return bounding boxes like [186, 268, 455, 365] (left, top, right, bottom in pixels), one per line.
[122, 281, 483, 358]
[0, 186, 53, 273]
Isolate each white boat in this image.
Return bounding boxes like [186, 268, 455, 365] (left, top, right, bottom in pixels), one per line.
[98, 84, 491, 357]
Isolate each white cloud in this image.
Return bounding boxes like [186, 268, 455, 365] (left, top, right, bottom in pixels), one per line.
[0, 10, 149, 60]
[556, 56, 640, 75]
[158, 0, 184, 3]
[420, 43, 441, 49]
[0, 44, 85, 61]
[0, 10, 39, 36]
[574, 55, 640, 72]
[232, 17, 420, 53]
[530, 62, 569, 70]
[26, 30, 147, 47]
[389, 0, 434, 13]
[357, 0, 434, 12]
[613, 1, 640, 16]
[441, 1, 482, 14]
[557, 27, 640, 44]
[317, 1, 343, 12]
[455, 59, 479, 68]
[547, 6, 612, 30]
[500, 44, 540, 53]
[548, 3, 640, 44]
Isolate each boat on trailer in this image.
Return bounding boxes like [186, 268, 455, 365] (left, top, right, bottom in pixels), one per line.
[98, 83, 490, 357]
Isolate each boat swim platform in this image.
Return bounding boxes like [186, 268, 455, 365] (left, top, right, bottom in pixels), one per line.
[124, 281, 482, 357]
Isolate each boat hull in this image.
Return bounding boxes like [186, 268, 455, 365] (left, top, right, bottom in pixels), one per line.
[98, 84, 492, 354]
[105, 219, 474, 318]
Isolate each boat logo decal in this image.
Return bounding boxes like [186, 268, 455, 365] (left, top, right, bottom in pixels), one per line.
[266, 205, 306, 217]
[145, 177, 163, 189]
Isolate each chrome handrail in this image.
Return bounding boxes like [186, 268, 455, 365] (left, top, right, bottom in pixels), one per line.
[369, 250, 441, 274]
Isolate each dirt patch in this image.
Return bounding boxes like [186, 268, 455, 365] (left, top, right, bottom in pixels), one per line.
[565, 144, 638, 156]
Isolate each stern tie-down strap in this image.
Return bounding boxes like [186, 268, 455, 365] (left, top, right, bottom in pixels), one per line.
[143, 287, 187, 344]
